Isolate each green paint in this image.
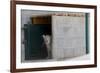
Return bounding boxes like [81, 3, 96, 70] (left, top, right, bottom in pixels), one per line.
[85, 13, 89, 54]
[24, 24, 49, 60]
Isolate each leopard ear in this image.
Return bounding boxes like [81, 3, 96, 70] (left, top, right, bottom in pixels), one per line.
[42, 35, 46, 40]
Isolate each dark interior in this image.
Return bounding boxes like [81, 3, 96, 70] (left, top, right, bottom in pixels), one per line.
[23, 16, 52, 60]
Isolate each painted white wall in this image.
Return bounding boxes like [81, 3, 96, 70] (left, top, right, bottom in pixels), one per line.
[0, 0, 100, 73]
[52, 15, 86, 59]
